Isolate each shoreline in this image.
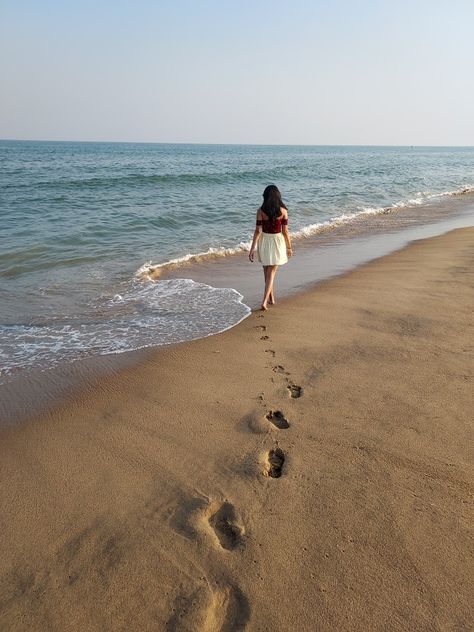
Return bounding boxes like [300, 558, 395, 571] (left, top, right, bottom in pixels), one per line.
[1, 227, 473, 630]
[2, 198, 474, 426]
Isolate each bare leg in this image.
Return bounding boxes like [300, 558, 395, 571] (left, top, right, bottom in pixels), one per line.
[262, 266, 276, 305]
[261, 266, 269, 310]
[261, 265, 278, 310]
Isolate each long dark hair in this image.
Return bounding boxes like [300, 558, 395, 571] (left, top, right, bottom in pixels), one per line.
[261, 184, 287, 220]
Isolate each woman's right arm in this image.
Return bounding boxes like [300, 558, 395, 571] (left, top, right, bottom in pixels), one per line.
[249, 209, 262, 262]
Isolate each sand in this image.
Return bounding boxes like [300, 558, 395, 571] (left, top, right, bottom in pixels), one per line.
[1, 228, 473, 631]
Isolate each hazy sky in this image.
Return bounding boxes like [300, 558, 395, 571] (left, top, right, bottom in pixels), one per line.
[1, 0, 473, 145]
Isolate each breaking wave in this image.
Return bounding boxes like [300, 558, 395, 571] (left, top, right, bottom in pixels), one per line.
[137, 186, 474, 279]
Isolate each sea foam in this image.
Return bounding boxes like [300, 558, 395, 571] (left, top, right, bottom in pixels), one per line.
[0, 279, 251, 383]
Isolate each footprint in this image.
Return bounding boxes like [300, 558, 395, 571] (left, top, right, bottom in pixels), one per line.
[266, 410, 290, 429]
[272, 365, 289, 375]
[207, 584, 250, 632]
[166, 583, 250, 632]
[265, 349, 276, 357]
[263, 448, 285, 478]
[208, 502, 244, 551]
[287, 384, 303, 398]
[255, 325, 267, 332]
[260, 335, 269, 341]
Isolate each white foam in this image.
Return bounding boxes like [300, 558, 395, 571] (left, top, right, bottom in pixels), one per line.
[136, 241, 252, 280]
[287, 185, 474, 240]
[135, 185, 474, 277]
[0, 278, 251, 382]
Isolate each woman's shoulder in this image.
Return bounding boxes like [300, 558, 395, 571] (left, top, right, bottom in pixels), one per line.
[280, 207, 288, 218]
[256, 207, 266, 219]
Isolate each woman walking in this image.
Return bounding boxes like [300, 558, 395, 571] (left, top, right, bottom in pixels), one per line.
[249, 185, 292, 310]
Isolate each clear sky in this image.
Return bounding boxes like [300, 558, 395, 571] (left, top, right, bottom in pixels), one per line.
[1, 0, 473, 145]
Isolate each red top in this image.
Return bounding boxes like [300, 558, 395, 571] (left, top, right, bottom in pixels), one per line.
[256, 216, 288, 234]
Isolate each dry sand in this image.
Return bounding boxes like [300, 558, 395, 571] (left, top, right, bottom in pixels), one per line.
[1, 228, 473, 631]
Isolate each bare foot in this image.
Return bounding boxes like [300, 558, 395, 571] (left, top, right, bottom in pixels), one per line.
[261, 302, 268, 311]
[269, 296, 276, 305]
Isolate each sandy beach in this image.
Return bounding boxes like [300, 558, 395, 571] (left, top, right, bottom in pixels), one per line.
[1, 227, 473, 631]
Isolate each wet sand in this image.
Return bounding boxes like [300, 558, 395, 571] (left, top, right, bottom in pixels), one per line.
[1, 228, 473, 631]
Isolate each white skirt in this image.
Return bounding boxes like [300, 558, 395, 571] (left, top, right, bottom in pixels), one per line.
[257, 232, 288, 266]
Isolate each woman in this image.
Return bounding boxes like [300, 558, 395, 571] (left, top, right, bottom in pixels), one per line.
[249, 184, 292, 310]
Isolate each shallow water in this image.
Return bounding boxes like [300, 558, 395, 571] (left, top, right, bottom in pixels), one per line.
[1, 141, 474, 382]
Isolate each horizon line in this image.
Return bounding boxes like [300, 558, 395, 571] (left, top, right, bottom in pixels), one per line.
[1, 138, 474, 149]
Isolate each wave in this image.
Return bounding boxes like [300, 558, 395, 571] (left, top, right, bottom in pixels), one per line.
[0, 279, 251, 383]
[136, 185, 474, 279]
[136, 243, 252, 280]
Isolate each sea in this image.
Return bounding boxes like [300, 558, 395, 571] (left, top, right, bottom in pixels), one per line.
[1, 140, 474, 385]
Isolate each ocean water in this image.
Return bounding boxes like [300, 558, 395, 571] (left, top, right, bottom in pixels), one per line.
[1, 140, 474, 383]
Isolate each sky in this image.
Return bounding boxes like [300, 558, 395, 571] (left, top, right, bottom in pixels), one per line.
[1, 0, 473, 145]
